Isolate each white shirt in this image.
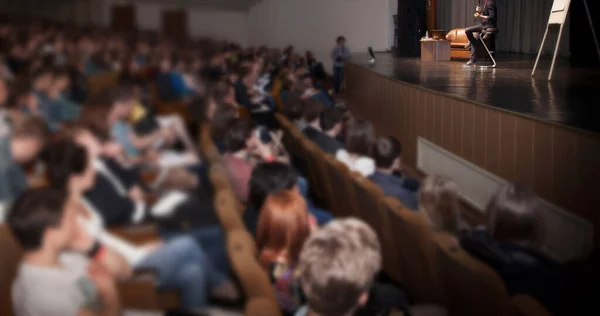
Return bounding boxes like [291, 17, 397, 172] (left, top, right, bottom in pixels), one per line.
[336, 149, 376, 177]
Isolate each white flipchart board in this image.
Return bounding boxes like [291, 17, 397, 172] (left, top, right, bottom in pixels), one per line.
[532, 0, 574, 80]
[548, 0, 570, 25]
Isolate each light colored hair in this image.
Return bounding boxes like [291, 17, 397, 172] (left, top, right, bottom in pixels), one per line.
[419, 175, 461, 235]
[298, 218, 381, 316]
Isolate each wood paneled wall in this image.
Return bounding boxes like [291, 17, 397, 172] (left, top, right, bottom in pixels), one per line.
[345, 62, 600, 246]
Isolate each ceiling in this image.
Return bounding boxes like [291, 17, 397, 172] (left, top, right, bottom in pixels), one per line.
[133, 0, 263, 11]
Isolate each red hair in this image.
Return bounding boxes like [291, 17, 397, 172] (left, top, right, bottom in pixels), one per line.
[257, 190, 311, 268]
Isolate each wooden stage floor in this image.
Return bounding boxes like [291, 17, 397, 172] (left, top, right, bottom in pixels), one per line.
[350, 53, 600, 134]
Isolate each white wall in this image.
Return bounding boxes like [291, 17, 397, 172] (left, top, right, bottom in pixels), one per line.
[101, 1, 249, 46]
[248, 0, 395, 70]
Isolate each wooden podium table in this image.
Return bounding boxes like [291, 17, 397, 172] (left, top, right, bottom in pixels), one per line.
[420, 39, 451, 62]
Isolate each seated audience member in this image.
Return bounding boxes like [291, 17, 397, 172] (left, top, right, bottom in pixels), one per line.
[296, 218, 382, 316]
[245, 162, 333, 235]
[300, 99, 325, 135]
[211, 102, 239, 153]
[461, 183, 563, 315]
[8, 188, 122, 316]
[222, 119, 279, 202]
[41, 140, 238, 309]
[257, 190, 317, 314]
[234, 66, 264, 111]
[419, 175, 461, 234]
[0, 117, 48, 217]
[48, 68, 80, 122]
[155, 55, 180, 102]
[31, 67, 61, 131]
[307, 107, 344, 155]
[106, 85, 198, 168]
[336, 119, 376, 177]
[370, 137, 418, 210]
[298, 73, 332, 107]
[281, 95, 305, 130]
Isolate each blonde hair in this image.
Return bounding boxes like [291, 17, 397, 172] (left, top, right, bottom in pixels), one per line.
[298, 218, 381, 316]
[419, 175, 460, 235]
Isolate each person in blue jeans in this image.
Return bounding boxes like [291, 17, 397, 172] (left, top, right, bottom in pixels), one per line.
[244, 162, 333, 236]
[331, 36, 351, 94]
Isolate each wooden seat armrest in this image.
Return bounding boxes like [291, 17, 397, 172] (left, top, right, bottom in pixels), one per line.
[117, 270, 160, 310]
[109, 224, 160, 245]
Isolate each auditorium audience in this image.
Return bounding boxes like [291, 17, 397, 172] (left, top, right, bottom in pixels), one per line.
[41, 140, 239, 309]
[461, 183, 563, 315]
[336, 119, 376, 176]
[370, 137, 418, 210]
[0, 21, 573, 316]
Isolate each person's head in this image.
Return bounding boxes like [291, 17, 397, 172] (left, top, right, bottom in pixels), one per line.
[12, 82, 37, 110]
[319, 107, 344, 136]
[373, 136, 402, 171]
[159, 55, 172, 72]
[336, 36, 346, 46]
[486, 183, 544, 247]
[10, 117, 49, 164]
[282, 95, 304, 121]
[51, 68, 71, 92]
[41, 140, 96, 195]
[210, 79, 236, 106]
[235, 66, 252, 85]
[249, 162, 298, 211]
[302, 99, 325, 125]
[7, 188, 74, 253]
[257, 190, 311, 267]
[32, 67, 54, 92]
[108, 84, 136, 120]
[298, 218, 381, 316]
[223, 118, 256, 153]
[344, 119, 375, 156]
[211, 102, 238, 137]
[419, 175, 461, 234]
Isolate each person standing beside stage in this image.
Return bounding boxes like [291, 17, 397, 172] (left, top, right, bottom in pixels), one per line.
[464, 0, 497, 67]
[331, 36, 351, 94]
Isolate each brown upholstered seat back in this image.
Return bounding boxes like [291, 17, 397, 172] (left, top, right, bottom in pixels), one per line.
[446, 28, 469, 47]
[0, 224, 23, 316]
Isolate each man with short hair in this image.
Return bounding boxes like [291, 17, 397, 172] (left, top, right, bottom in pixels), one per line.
[296, 218, 381, 316]
[8, 188, 121, 316]
[369, 137, 418, 210]
[303, 106, 344, 155]
[331, 36, 351, 94]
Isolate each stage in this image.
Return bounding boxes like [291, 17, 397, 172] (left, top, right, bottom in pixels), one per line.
[351, 53, 600, 134]
[344, 53, 600, 241]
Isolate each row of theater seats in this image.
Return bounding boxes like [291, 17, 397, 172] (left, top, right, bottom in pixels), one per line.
[275, 113, 552, 316]
[198, 124, 281, 316]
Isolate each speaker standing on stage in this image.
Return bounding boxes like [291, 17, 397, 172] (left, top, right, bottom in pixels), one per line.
[464, 0, 497, 67]
[331, 36, 351, 94]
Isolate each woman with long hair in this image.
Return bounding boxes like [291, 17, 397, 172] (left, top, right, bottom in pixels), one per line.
[256, 190, 317, 314]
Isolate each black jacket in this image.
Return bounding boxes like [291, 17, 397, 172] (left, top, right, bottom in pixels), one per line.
[460, 229, 563, 315]
[481, 0, 497, 27]
[302, 126, 343, 155]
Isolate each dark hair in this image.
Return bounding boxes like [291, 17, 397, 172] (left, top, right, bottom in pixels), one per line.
[32, 67, 53, 80]
[210, 80, 233, 104]
[373, 137, 401, 169]
[7, 188, 68, 251]
[302, 99, 325, 123]
[486, 183, 545, 246]
[319, 107, 344, 132]
[108, 84, 136, 105]
[212, 102, 239, 141]
[41, 140, 88, 190]
[234, 66, 251, 80]
[78, 103, 111, 141]
[345, 119, 376, 156]
[336, 36, 346, 43]
[282, 95, 304, 121]
[223, 118, 254, 153]
[249, 162, 298, 211]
